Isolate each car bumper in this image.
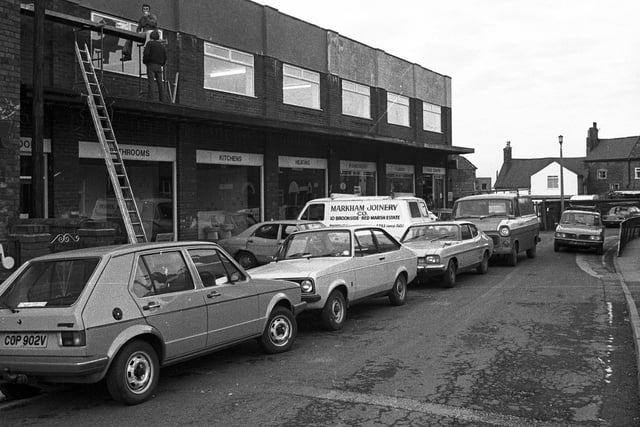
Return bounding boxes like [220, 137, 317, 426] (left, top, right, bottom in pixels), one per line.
[0, 355, 109, 384]
[301, 294, 322, 303]
[417, 264, 447, 277]
[292, 301, 307, 316]
[555, 238, 602, 248]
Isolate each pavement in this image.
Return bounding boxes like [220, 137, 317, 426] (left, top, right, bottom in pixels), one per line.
[612, 237, 640, 400]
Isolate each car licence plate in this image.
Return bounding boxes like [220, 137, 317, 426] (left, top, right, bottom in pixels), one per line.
[2, 333, 48, 348]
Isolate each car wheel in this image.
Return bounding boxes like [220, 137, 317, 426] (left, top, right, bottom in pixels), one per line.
[526, 240, 537, 258]
[106, 340, 159, 405]
[388, 274, 407, 306]
[321, 290, 347, 331]
[506, 243, 518, 266]
[476, 251, 489, 274]
[235, 251, 258, 269]
[442, 260, 457, 288]
[554, 242, 560, 252]
[260, 306, 297, 354]
[0, 383, 40, 400]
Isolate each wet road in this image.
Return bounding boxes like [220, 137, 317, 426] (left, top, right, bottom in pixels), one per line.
[2, 230, 639, 426]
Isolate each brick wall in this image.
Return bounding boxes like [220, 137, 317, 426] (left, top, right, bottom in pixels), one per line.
[0, 0, 21, 240]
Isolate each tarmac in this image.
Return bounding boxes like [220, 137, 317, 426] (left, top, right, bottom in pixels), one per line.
[612, 237, 640, 399]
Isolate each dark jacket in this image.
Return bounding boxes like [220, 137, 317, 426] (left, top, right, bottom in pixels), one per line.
[143, 40, 166, 66]
[138, 13, 158, 32]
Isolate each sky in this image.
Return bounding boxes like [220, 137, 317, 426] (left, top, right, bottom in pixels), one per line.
[254, 0, 640, 180]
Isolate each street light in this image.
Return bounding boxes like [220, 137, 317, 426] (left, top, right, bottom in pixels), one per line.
[559, 135, 564, 212]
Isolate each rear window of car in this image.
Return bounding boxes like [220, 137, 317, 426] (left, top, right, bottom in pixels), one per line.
[0, 257, 100, 309]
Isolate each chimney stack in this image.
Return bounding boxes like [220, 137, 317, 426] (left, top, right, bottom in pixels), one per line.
[503, 141, 512, 164]
[586, 122, 599, 154]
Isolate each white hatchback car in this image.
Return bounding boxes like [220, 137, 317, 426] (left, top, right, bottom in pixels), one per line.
[250, 226, 417, 331]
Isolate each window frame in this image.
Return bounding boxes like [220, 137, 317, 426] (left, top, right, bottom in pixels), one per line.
[597, 169, 608, 180]
[282, 63, 321, 110]
[547, 175, 559, 189]
[422, 102, 442, 133]
[386, 92, 410, 127]
[203, 42, 255, 97]
[341, 80, 371, 119]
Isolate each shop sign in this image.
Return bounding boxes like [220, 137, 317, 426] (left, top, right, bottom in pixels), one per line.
[340, 160, 376, 172]
[386, 164, 414, 174]
[422, 166, 445, 175]
[197, 150, 263, 166]
[19, 137, 52, 154]
[278, 156, 327, 170]
[79, 141, 176, 161]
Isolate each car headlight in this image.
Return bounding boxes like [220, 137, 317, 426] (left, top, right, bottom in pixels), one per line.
[299, 279, 314, 293]
[589, 235, 602, 241]
[499, 226, 510, 237]
[425, 255, 440, 264]
[555, 232, 566, 238]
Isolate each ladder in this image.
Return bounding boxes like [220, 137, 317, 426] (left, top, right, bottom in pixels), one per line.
[74, 41, 147, 244]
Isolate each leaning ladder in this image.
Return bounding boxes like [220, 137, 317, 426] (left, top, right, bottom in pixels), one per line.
[74, 41, 147, 244]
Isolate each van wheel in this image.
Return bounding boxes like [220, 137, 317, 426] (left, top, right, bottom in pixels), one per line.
[235, 251, 257, 270]
[321, 290, 347, 331]
[506, 243, 518, 266]
[260, 306, 296, 354]
[442, 260, 457, 288]
[476, 251, 489, 274]
[526, 239, 537, 258]
[388, 274, 407, 306]
[106, 340, 159, 405]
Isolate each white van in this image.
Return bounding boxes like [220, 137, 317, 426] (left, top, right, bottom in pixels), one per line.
[297, 194, 435, 239]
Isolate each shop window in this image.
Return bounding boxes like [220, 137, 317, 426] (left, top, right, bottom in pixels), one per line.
[547, 176, 559, 189]
[279, 166, 325, 219]
[386, 92, 409, 127]
[423, 102, 442, 133]
[597, 169, 607, 180]
[342, 80, 370, 119]
[204, 43, 254, 96]
[283, 64, 320, 109]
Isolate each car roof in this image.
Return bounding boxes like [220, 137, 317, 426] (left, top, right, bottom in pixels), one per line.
[455, 193, 524, 201]
[562, 209, 600, 215]
[406, 221, 468, 227]
[28, 241, 219, 261]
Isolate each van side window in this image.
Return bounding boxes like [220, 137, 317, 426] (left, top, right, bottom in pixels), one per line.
[408, 201, 421, 218]
[301, 204, 325, 221]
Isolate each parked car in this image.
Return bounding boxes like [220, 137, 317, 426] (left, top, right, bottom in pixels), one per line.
[602, 205, 640, 227]
[554, 209, 604, 254]
[218, 220, 324, 269]
[400, 221, 493, 287]
[0, 242, 305, 405]
[249, 226, 417, 331]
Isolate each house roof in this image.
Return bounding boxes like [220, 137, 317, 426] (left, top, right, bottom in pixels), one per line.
[586, 136, 640, 161]
[495, 157, 586, 190]
[456, 156, 477, 170]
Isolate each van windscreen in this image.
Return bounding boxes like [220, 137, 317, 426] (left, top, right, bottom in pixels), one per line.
[301, 204, 325, 221]
[453, 199, 514, 219]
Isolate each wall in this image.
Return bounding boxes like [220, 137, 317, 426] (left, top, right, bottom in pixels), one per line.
[531, 162, 579, 196]
[587, 160, 640, 195]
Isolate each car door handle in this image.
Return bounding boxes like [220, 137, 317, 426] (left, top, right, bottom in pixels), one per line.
[207, 291, 221, 299]
[247, 239, 254, 243]
[379, 256, 386, 261]
[142, 302, 160, 311]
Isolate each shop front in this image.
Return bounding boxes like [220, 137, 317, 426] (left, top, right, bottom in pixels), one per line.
[278, 155, 327, 219]
[196, 150, 263, 241]
[339, 160, 377, 196]
[78, 141, 176, 242]
[419, 166, 446, 211]
[386, 163, 415, 194]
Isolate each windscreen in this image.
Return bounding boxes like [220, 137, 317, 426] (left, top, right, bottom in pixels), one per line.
[453, 199, 513, 219]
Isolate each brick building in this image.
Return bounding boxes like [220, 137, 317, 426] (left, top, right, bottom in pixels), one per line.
[1, 0, 473, 254]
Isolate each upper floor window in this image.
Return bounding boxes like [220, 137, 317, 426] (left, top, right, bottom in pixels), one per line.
[342, 80, 370, 119]
[386, 92, 410, 127]
[610, 183, 620, 190]
[423, 102, 442, 133]
[635, 167, 640, 179]
[547, 175, 559, 189]
[91, 12, 163, 78]
[597, 169, 608, 180]
[204, 43, 254, 96]
[283, 64, 320, 109]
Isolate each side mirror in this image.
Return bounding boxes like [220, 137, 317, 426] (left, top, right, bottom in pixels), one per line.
[229, 271, 241, 283]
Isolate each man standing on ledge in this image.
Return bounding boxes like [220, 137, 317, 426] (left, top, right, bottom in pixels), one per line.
[143, 30, 166, 102]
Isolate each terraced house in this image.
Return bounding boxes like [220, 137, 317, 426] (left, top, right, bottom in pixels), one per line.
[0, 0, 472, 268]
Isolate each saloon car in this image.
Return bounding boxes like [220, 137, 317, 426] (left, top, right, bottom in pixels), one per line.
[218, 220, 323, 269]
[554, 209, 604, 254]
[602, 205, 640, 227]
[0, 242, 305, 405]
[400, 221, 493, 287]
[249, 226, 417, 331]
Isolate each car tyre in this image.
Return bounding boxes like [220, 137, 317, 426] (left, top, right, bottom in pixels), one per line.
[476, 251, 489, 274]
[235, 251, 258, 270]
[0, 383, 40, 400]
[321, 290, 347, 331]
[442, 260, 457, 288]
[526, 240, 537, 258]
[106, 340, 159, 405]
[388, 274, 407, 306]
[260, 306, 297, 354]
[506, 243, 518, 266]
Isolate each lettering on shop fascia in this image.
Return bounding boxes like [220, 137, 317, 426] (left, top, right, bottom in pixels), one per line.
[218, 154, 243, 162]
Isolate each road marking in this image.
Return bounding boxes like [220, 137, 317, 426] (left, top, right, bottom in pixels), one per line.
[576, 254, 602, 278]
[282, 385, 560, 426]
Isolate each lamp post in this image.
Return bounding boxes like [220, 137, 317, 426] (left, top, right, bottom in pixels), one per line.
[559, 135, 564, 212]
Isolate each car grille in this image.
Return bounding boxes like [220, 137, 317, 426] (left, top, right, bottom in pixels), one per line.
[564, 233, 593, 240]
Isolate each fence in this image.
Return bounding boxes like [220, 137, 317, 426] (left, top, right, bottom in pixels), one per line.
[617, 216, 640, 256]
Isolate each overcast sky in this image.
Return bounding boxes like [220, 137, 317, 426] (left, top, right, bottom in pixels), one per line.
[254, 0, 640, 180]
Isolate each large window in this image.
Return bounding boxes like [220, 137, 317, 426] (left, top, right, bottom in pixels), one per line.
[423, 102, 442, 133]
[342, 80, 370, 119]
[204, 43, 254, 96]
[386, 92, 410, 127]
[547, 175, 559, 189]
[283, 64, 320, 109]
